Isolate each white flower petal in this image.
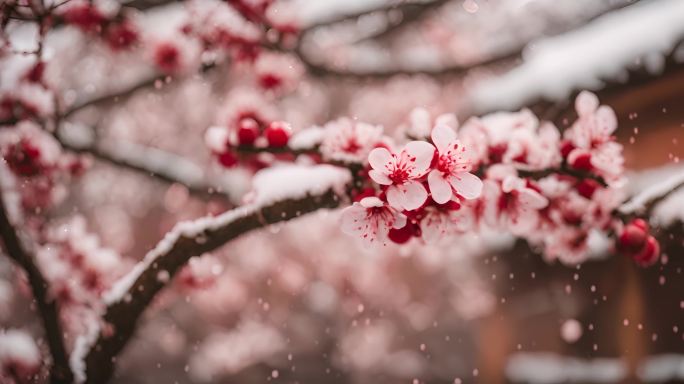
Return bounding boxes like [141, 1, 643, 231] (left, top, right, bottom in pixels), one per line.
[431, 124, 457, 153]
[575, 91, 599, 116]
[404, 141, 435, 175]
[519, 189, 549, 209]
[393, 213, 407, 229]
[368, 147, 393, 171]
[428, 170, 452, 204]
[400, 180, 428, 211]
[449, 172, 483, 200]
[369, 169, 392, 185]
[386, 185, 404, 210]
[359, 196, 383, 208]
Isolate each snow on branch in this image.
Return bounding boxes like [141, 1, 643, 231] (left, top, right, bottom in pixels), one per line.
[472, 0, 684, 112]
[56, 123, 226, 198]
[0, 194, 73, 383]
[76, 164, 351, 384]
[620, 167, 684, 221]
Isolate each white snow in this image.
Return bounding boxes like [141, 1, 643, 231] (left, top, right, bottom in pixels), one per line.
[0, 329, 41, 366]
[471, 0, 684, 112]
[620, 166, 684, 225]
[288, 126, 325, 150]
[69, 316, 101, 384]
[59, 123, 208, 190]
[507, 352, 684, 383]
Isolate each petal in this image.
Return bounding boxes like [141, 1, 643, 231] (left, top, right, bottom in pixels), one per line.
[428, 170, 452, 204]
[595, 105, 617, 136]
[403, 141, 435, 175]
[435, 113, 458, 131]
[431, 124, 457, 153]
[449, 172, 483, 200]
[575, 91, 599, 116]
[400, 180, 428, 211]
[369, 169, 392, 185]
[410, 108, 431, 137]
[386, 185, 404, 210]
[519, 189, 548, 209]
[368, 147, 393, 171]
[421, 213, 443, 244]
[341, 205, 368, 236]
[393, 212, 407, 229]
[359, 196, 383, 208]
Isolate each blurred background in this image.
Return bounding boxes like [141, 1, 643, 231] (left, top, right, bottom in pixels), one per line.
[2, 0, 684, 383]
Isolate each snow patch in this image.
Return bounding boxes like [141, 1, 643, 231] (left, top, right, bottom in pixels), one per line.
[472, 0, 684, 112]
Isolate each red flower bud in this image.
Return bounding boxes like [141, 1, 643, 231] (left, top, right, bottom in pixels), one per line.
[618, 219, 649, 254]
[217, 151, 238, 168]
[633, 235, 660, 267]
[264, 121, 290, 147]
[237, 118, 260, 146]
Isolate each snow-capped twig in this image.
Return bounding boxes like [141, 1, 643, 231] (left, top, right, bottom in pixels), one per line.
[77, 165, 350, 383]
[0, 196, 73, 384]
[56, 124, 225, 199]
[619, 170, 684, 216]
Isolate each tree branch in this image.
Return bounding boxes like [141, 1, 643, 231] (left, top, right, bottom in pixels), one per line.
[79, 187, 344, 383]
[55, 126, 227, 200]
[0, 195, 73, 384]
[619, 170, 684, 217]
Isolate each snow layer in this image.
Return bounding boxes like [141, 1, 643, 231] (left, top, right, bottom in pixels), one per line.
[471, 0, 684, 112]
[621, 164, 684, 226]
[507, 352, 684, 383]
[0, 329, 41, 366]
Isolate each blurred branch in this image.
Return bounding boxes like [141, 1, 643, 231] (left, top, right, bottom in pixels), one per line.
[300, 0, 447, 35]
[295, 0, 642, 80]
[54, 127, 225, 199]
[62, 62, 217, 119]
[619, 170, 684, 218]
[354, 0, 451, 43]
[80, 188, 344, 383]
[0, 195, 73, 384]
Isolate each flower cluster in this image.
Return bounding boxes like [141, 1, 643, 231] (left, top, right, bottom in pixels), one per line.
[36, 216, 126, 335]
[0, 122, 86, 213]
[60, 1, 139, 50]
[210, 91, 659, 266]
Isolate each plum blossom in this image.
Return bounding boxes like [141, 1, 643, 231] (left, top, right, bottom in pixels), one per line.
[368, 141, 434, 210]
[564, 91, 623, 181]
[320, 118, 384, 163]
[427, 124, 482, 204]
[341, 197, 407, 246]
[405, 107, 458, 139]
[420, 206, 474, 244]
[483, 166, 548, 235]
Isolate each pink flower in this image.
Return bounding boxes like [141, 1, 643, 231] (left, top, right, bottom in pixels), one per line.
[483, 167, 548, 235]
[427, 124, 483, 204]
[420, 206, 473, 244]
[320, 118, 384, 163]
[341, 197, 407, 246]
[368, 141, 434, 210]
[564, 91, 623, 180]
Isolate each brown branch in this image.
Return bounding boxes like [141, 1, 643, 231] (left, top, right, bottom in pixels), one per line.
[81, 188, 344, 383]
[518, 166, 608, 187]
[0, 195, 73, 384]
